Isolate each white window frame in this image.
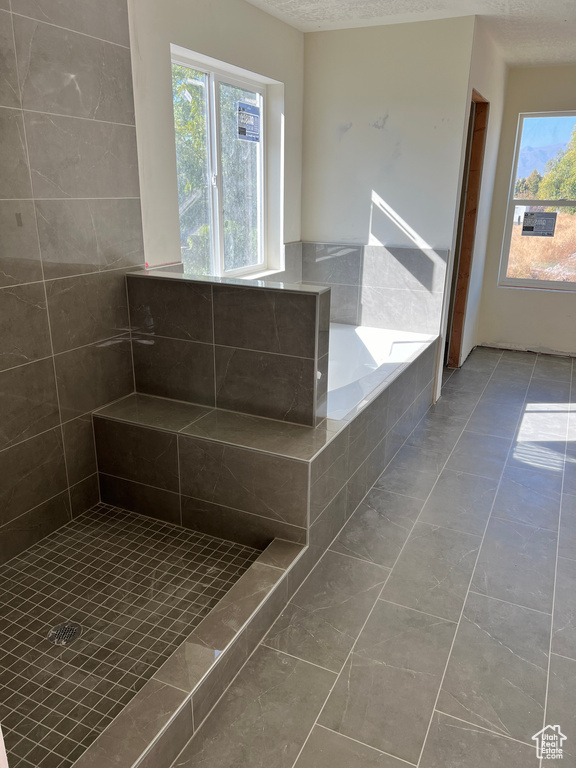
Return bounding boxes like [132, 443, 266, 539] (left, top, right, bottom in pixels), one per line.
[171, 45, 284, 278]
[499, 110, 576, 292]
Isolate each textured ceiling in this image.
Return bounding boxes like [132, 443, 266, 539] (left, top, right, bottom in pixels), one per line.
[245, 0, 576, 65]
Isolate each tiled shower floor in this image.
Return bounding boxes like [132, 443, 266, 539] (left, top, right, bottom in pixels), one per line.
[0, 504, 260, 768]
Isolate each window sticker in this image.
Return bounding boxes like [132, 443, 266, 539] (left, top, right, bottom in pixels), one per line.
[521, 211, 557, 237]
[237, 102, 260, 142]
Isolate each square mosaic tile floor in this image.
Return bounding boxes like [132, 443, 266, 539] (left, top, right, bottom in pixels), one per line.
[0, 504, 260, 768]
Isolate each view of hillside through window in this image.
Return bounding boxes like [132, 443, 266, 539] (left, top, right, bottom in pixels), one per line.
[506, 114, 576, 283]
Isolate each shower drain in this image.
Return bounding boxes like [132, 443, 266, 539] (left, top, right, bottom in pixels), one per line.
[47, 621, 83, 646]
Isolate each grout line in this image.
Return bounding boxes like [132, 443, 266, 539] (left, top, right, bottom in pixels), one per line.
[377, 598, 458, 624]
[325, 547, 391, 569]
[286, 558, 396, 768]
[9, 10, 131, 49]
[176, 435, 183, 528]
[416, 351, 542, 766]
[0, 99, 137, 127]
[211, 285, 217, 409]
[6, 7, 77, 521]
[315, 723, 419, 765]
[467, 590, 553, 617]
[96, 474, 307, 535]
[539, 355, 571, 768]
[433, 709, 536, 748]
[0, 326, 130, 377]
[259, 644, 336, 675]
[0, 261, 144, 292]
[489, 511, 559, 534]
[550, 651, 576, 663]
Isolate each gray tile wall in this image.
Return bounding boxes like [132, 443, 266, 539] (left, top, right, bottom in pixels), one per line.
[94, 339, 439, 562]
[302, 243, 448, 334]
[127, 275, 328, 427]
[0, 1, 144, 564]
[94, 414, 309, 548]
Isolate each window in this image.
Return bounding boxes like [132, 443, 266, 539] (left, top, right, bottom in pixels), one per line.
[171, 55, 266, 277]
[499, 111, 576, 289]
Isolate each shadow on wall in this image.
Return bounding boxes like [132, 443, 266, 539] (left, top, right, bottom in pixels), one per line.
[302, 192, 448, 335]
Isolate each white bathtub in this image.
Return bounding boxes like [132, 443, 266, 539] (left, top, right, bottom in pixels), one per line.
[326, 323, 435, 419]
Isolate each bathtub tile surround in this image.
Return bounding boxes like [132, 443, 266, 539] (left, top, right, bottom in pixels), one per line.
[0, 0, 144, 564]
[127, 272, 329, 426]
[214, 285, 317, 357]
[94, 338, 439, 559]
[0, 505, 260, 768]
[302, 242, 448, 334]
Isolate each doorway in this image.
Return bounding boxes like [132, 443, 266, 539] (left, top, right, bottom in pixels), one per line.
[446, 90, 489, 368]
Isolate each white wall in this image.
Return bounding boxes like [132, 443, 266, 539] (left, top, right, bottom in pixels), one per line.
[457, 19, 507, 363]
[127, 0, 304, 266]
[477, 64, 576, 356]
[301, 17, 475, 249]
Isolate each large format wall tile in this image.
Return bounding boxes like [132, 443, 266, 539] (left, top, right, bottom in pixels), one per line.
[0, 0, 143, 559]
[94, 418, 179, 492]
[0, 108, 32, 199]
[310, 428, 349, 521]
[13, 16, 135, 123]
[128, 276, 213, 343]
[55, 336, 134, 421]
[359, 285, 443, 335]
[25, 113, 139, 198]
[0, 491, 70, 566]
[99, 474, 181, 526]
[62, 414, 97, 486]
[36, 199, 144, 279]
[181, 495, 306, 548]
[11, 0, 130, 46]
[0, 358, 60, 450]
[0, 283, 52, 370]
[0, 427, 68, 527]
[133, 335, 215, 406]
[302, 243, 362, 285]
[179, 435, 308, 528]
[46, 270, 130, 353]
[0, 10, 20, 108]
[0, 201, 43, 287]
[215, 346, 315, 425]
[324, 283, 360, 325]
[213, 285, 317, 358]
[363, 246, 448, 293]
